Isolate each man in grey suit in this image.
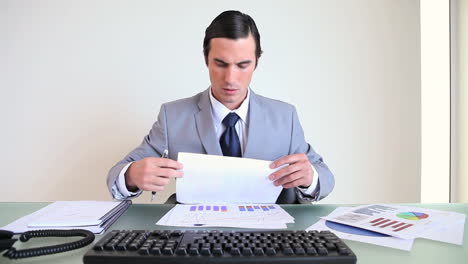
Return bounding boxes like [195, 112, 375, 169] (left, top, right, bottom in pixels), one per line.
[107, 10, 334, 204]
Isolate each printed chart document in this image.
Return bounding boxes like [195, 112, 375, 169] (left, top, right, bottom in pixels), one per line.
[309, 205, 465, 251]
[156, 204, 294, 229]
[322, 204, 465, 240]
[176, 152, 284, 204]
[1, 200, 131, 234]
[308, 207, 415, 251]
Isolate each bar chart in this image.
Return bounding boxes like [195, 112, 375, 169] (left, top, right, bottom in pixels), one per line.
[189, 205, 227, 212]
[370, 217, 414, 232]
[238, 205, 276, 212]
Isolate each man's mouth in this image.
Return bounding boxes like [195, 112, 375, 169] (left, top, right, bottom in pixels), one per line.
[223, 88, 238, 94]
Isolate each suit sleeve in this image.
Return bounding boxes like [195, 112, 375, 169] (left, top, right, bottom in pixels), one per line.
[289, 106, 335, 202]
[106, 104, 169, 199]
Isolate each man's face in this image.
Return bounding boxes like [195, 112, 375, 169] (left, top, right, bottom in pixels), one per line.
[207, 34, 256, 110]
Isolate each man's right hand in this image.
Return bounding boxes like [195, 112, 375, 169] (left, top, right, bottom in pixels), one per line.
[125, 157, 184, 192]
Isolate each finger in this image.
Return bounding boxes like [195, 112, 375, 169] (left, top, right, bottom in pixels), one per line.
[152, 175, 170, 186]
[153, 167, 184, 179]
[269, 163, 302, 181]
[142, 184, 165, 192]
[160, 159, 184, 170]
[273, 171, 304, 187]
[148, 157, 183, 170]
[142, 174, 170, 190]
[270, 153, 304, 169]
[281, 178, 309, 189]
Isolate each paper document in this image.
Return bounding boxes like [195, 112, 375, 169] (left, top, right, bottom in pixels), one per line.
[156, 204, 294, 229]
[28, 201, 127, 227]
[418, 212, 465, 245]
[323, 204, 463, 240]
[176, 152, 284, 204]
[307, 207, 414, 251]
[308, 206, 465, 251]
[1, 200, 130, 234]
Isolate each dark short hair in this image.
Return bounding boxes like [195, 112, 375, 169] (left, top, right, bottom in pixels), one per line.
[203, 10, 262, 66]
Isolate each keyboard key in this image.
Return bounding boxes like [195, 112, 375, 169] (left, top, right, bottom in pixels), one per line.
[265, 247, 276, 256]
[212, 248, 223, 256]
[93, 244, 105, 251]
[242, 248, 253, 256]
[283, 248, 294, 256]
[150, 248, 161, 255]
[338, 247, 350, 255]
[325, 243, 336, 250]
[294, 248, 305, 255]
[254, 248, 264, 255]
[116, 243, 127, 251]
[230, 248, 241, 256]
[128, 243, 139, 250]
[176, 248, 187, 256]
[306, 247, 317, 255]
[317, 247, 328, 255]
[104, 243, 116, 251]
[200, 247, 211, 256]
[188, 248, 199, 256]
[138, 247, 149, 255]
[162, 248, 173, 255]
[225, 243, 233, 251]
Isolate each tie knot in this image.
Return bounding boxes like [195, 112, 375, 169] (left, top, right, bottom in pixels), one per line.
[222, 112, 240, 127]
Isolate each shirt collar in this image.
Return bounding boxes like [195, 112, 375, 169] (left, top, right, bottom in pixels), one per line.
[209, 87, 250, 125]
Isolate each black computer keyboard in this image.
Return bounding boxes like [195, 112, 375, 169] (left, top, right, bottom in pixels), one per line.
[83, 229, 357, 264]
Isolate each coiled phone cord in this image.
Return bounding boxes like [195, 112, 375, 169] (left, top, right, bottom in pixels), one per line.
[3, 229, 95, 259]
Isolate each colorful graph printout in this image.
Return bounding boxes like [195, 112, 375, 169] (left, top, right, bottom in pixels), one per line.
[322, 204, 455, 239]
[396, 212, 429, 220]
[189, 205, 228, 212]
[238, 205, 276, 212]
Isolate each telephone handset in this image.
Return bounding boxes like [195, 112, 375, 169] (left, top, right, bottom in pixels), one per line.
[0, 229, 95, 259]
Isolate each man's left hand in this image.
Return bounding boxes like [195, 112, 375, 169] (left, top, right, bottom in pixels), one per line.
[269, 153, 313, 189]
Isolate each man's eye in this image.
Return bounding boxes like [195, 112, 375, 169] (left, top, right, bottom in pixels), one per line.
[217, 63, 228, 68]
[238, 63, 249, 69]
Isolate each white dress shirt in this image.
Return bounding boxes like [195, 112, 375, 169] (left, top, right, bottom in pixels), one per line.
[114, 88, 319, 199]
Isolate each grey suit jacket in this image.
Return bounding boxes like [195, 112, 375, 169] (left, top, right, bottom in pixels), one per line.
[107, 89, 334, 204]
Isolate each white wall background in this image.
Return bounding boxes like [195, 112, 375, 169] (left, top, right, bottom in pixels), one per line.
[1, 0, 421, 204]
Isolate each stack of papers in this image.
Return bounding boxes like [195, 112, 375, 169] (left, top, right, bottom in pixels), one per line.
[307, 204, 465, 251]
[157, 204, 295, 229]
[1, 200, 131, 234]
[176, 153, 285, 204]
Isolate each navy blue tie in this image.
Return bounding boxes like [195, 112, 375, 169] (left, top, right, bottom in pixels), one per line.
[220, 112, 241, 157]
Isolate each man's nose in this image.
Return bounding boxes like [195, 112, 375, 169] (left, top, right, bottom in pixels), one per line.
[224, 67, 236, 84]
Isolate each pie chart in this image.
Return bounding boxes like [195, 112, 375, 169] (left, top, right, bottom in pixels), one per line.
[396, 212, 429, 220]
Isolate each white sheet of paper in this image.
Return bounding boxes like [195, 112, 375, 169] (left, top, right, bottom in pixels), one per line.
[176, 152, 284, 204]
[322, 204, 461, 239]
[307, 207, 414, 251]
[1, 201, 128, 234]
[156, 204, 294, 229]
[28, 201, 123, 227]
[418, 212, 465, 245]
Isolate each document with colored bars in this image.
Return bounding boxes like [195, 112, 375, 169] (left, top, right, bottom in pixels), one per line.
[156, 204, 294, 229]
[322, 204, 464, 240]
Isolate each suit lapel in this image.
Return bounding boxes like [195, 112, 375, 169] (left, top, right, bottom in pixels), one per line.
[243, 90, 266, 159]
[195, 89, 223, 156]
